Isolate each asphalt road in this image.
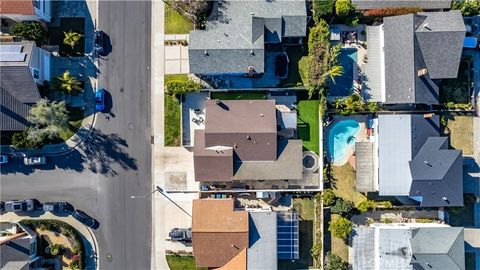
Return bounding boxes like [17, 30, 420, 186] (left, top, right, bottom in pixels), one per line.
[0, 1, 153, 270]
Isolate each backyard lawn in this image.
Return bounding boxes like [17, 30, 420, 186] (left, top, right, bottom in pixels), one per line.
[166, 255, 206, 270]
[441, 114, 474, 155]
[297, 99, 319, 154]
[47, 18, 85, 56]
[331, 164, 366, 206]
[440, 58, 472, 104]
[210, 91, 268, 100]
[279, 46, 309, 87]
[165, 3, 194, 34]
[330, 214, 349, 262]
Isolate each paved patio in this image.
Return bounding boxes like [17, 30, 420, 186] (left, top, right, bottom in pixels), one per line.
[181, 92, 208, 146]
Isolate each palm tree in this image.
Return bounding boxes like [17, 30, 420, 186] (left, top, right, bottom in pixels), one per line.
[63, 31, 82, 49]
[52, 71, 82, 94]
[322, 65, 343, 83]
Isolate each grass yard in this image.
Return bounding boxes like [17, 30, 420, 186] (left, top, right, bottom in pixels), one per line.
[58, 107, 85, 141]
[279, 46, 309, 87]
[441, 114, 474, 155]
[466, 252, 477, 270]
[297, 99, 319, 154]
[330, 214, 349, 262]
[165, 74, 189, 83]
[440, 58, 472, 104]
[47, 18, 85, 56]
[331, 164, 366, 206]
[165, 3, 194, 34]
[166, 255, 206, 270]
[165, 94, 182, 146]
[294, 197, 315, 221]
[210, 91, 268, 100]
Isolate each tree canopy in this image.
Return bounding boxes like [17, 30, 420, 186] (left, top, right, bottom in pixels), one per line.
[324, 252, 349, 270]
[335, 0, 354, 17]
[328, 216, 353, 240]
[52, 71, 82, 94]
[11, 22, 46, 44]
[452, 0, 480, 16]
[27, 99, 69, 144]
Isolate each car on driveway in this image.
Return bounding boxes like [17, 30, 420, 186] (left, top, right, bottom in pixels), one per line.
[93, 29, 105, 55]
[95, 88, 106, 112]
[73, 210, 99, 229]
[4, 199, 37, 212]
[24, 156, 46, 166]
[0, 155, 8, 164]
[169, 228, 192, 242]
[43, 202, 74, 214]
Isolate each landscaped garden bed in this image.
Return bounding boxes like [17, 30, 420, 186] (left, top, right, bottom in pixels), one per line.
[19, 220, 86, 270]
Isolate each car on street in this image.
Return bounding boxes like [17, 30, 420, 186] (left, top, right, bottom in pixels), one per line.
[93, 29, 105, 55]
[0, 201, 4, 213]
[24, 156, 46, 166]
[169, 228, 192, 242]
[4, 199, 37, 212]
[73, 210, 99, 229]
[43, 202, 74, 214]
[95, 88, 106, 112]
[0, 155, 8, 164]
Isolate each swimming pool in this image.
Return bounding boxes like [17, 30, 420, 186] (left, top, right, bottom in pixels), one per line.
[328, 119, 360, 164]
[328, 48, 357, 97]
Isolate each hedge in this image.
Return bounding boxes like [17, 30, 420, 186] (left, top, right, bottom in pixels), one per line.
[165, 80, 202, 95]
[363, 7, 422, 17]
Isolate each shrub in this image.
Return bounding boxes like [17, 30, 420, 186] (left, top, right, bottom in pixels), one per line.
[11, 129, 44, 149]
[330, 198, 353, 216]
[357, 200, 393, 213]
[51, 71, 83, 94]
[313, 0, 335, 22]
[69, 258, 80, 270]
[328, 216, 353, 240]
[322, 189, 336, 206]
[11, 22, 46, 44]
[165, 80, 202, 95]
[363, 7, 422, 17]
[50, 244, 64, 255]
[335, 93, 365, 115]
[452, 0, 480, 16]
[311, 242, 323, 259]
[63, 31, 83, 49]
[324, 252, 349, 270]
[335, 0, 354, 16]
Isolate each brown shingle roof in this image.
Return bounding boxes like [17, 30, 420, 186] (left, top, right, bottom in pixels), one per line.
[192, 199, 249, 268]
[0, 0, 35, 15]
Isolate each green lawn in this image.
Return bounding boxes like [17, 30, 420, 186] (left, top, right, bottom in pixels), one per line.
[166, 255, 206, 270]
[165, 74, 189, 83]
[297, 99, 319, 154]
[165, 4, 194, 34]
[331, 164, 366, 206]
[165, 94, 182, 146]
[210, 91, 268, 100]
[441, 114, 474, 155]
[280, 46, 309, 87]
[440, 58, 472, 104]
[294, 197, 315, 221]
[330, 214, 349, 262]
[47, 18, 85, 56]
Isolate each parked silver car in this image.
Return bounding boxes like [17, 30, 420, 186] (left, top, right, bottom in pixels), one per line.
[24, 156, 46, 165]
[4, 199, 36, 212]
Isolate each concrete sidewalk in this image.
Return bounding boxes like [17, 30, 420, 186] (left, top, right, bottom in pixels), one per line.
[0, 212, 99, 270]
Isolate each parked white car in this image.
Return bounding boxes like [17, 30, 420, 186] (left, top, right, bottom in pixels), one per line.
[24, 156, 46, 165]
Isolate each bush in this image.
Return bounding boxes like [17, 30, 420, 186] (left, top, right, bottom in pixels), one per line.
[335, 0, 353, 16]
[311, 242, 323, 260]
[11, 22, 46, 44]
[313, 0, 335, 22]
[322, 189, 336, 206]
[165, 80, 202, 95]
[324, 252, 349, 270]
[328, 216, 353, 240]
[50, 244, 64, 255]
[444, 102, 473, 111]
[452, 0, 480, 16]
[363, 7, 422, 17]
[330, 198, 353, 216]
[69, 258, 80, 270]
[11, 129, 44, 149]
[357, 200, 393, 213]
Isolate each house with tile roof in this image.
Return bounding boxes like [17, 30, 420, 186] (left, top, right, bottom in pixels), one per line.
[188, 0, 307, 75]
[193, 99, 303, 183]
[362, 11, 466, 105]
[352, 224, 465, 270]
[0, 0, 52, 22]
[0, 41, 51, 131]
[352, 0, 452, 11]
[192, 199, 297, 269]
[355, 114, 463, 207]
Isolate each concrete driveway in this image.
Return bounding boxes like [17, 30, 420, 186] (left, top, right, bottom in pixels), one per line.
[165, 45, 189, 74]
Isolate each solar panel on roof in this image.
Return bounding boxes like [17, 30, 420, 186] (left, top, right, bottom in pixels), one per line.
[277, 212, 299, 260]
[0, 45, 23, 53]
[0, 53, 26, 62]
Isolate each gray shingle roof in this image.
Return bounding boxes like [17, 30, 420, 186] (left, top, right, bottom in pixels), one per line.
[248, 212, 277, 270]
[382, 11, 465, 104]
[410, 227, 465, 270]
[188, 0, 307, 74]
[352, 0, 452, 10]
[0, 236, 31, 270]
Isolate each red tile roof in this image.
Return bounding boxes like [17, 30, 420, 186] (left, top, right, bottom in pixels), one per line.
[0, 0, 35, 15]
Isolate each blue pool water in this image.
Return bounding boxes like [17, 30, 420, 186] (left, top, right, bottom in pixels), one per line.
[329, 48, 357, 97]
[328, 119, 360, 162]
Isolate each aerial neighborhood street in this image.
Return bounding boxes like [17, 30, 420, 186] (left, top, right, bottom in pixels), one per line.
[1, 0, 480, 270]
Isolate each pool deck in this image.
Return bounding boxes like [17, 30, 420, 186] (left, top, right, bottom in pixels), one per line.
[325, 115, 370, 166]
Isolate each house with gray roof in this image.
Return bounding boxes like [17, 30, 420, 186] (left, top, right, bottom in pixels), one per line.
[352, 224, 465, 270]
[0, 223, 41, 270]
[193, 99, 303, 183]
[356, 114, 463, 207]
[188, 0, 307, 75]
[363, 11, 466, 105]
[0, 41, 51, 131]
[352, 0, 452, 11]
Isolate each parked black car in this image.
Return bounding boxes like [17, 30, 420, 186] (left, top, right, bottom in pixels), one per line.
[0, 201, 4, 213]
[4, 199, 37, 212]
[43, 202, 74, 214]
[93, 29, 105, 55]
[73, 210, 99, 229]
